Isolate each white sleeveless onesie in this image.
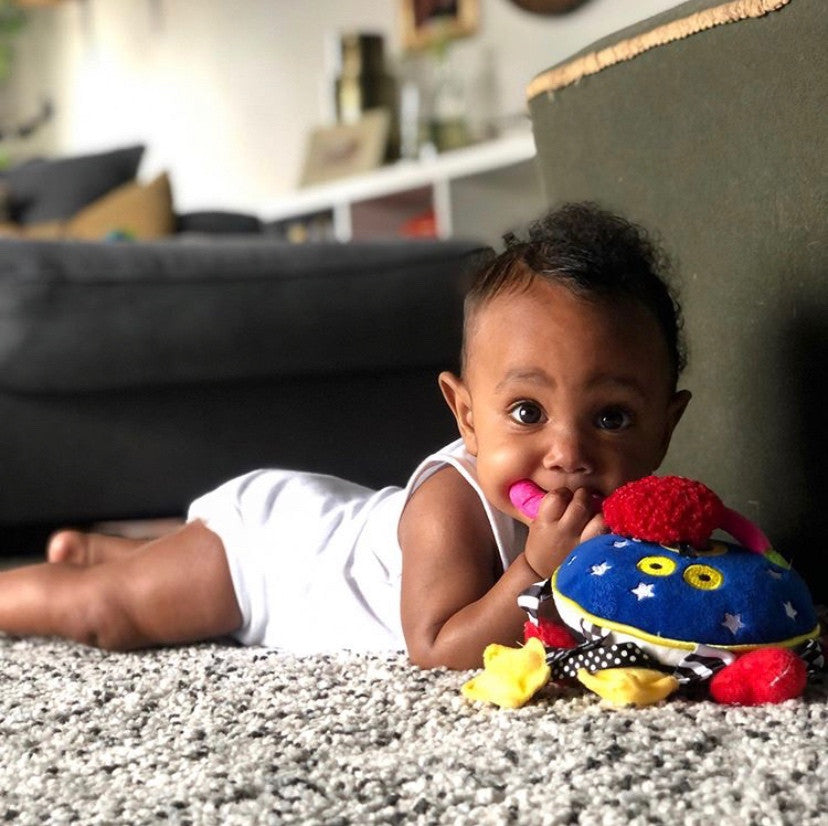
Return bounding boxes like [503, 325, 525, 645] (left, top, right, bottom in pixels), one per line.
[187, 439, 527, 654]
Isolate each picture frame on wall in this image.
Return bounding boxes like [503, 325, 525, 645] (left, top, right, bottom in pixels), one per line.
[400, 0, 479, 50]
[299, 110, 391, 188]
[507, 0, 590, 13]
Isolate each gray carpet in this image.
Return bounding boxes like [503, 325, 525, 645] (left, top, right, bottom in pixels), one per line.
[1, 635, 826, 825]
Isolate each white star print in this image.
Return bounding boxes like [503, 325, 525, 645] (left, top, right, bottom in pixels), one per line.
[590, 562, 612, 576]
[722, 613, 744, 635]
[631, 582, 655, 600]
[784, 601, 798, 620]
[613, 540, 629, 548]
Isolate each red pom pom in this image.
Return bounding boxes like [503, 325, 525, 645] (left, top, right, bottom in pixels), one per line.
[603, 475, 724, 548]
[524, 619, 578, 649]
[709, 648, 807, 705]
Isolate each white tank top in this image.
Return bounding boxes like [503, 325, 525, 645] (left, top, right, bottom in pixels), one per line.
[191, 438, 527, 652]
[397, 438, 528, 573]
[352, 438, 529, 650]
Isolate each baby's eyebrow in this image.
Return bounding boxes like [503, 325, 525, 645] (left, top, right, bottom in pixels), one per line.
[586, 374, 648, 398]
[495, 368, 553, 390]
[495, 367, 648, 399]
[496, 368, 650, 399]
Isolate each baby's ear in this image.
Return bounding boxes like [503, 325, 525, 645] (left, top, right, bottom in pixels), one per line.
[668, 389, 692, 430]
[660, 389, 692, 458]
[438, 371, 478, 456]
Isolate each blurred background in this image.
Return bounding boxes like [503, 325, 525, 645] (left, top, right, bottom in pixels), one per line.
[1, 0, 678, 214]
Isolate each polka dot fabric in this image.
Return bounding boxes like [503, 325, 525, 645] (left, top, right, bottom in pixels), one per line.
[548, 640, 661, 682]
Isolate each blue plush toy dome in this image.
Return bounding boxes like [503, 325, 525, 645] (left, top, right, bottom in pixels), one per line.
[552, 535, 819, 650]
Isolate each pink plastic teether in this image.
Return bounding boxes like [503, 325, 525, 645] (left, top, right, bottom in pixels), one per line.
[719, 507, 773, 554]
[509, 480, 546, 520]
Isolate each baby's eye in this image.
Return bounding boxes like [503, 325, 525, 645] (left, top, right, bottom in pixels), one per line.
[595, 407, 632, 431]
[509, 401, 545, 425]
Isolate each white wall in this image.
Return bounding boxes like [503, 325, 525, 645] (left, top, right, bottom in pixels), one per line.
[7, 0, 679, 214]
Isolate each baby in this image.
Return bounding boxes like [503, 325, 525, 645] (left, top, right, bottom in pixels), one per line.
[0, 202, 690, 670]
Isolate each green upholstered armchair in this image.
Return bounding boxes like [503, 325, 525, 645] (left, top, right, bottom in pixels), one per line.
[528, 0, 826, 598]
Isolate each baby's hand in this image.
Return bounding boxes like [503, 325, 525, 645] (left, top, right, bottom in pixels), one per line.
[511, 482, 605, 579]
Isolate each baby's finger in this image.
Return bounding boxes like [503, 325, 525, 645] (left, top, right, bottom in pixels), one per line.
[580, 512, 607, 543]
[555, 488, 602, 534]
[533, 488, 573, 523]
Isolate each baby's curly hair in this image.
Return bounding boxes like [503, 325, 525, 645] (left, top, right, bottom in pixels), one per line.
[463, 202, 687, 385]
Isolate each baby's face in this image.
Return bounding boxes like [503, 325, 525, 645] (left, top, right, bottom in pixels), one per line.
[447, 278, 689, 522]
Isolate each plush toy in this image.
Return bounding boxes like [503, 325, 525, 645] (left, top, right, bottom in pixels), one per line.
[463, 476, 824, 709]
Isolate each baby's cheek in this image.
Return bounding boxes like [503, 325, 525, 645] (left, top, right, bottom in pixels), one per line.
[478, 452, 529, 514]
[620, 433, 669, 477]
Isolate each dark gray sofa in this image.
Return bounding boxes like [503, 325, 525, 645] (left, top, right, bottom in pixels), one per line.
[528, 0, 826, 598]
[1, 235, 481, 548]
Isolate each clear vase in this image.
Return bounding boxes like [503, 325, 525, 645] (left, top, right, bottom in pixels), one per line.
[426, 44, 469, 152]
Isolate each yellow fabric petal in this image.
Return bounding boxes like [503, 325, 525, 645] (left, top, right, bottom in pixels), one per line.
[577, 667, 679, 707]
[462, 638, 551, 709]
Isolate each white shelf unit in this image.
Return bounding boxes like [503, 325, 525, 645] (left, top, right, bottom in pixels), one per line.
[263, 132, 542, 244]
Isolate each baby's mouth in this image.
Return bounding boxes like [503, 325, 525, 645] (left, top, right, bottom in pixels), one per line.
[508, 480, 546, 520]
[509, 479, 605, 520]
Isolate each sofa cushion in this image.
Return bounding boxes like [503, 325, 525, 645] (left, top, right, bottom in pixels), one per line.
[2, 145, 144, 224]
[0, 218, 65, 240]
[0, 237, 479, 393]
[0, 173, 176, 241]
[176, 211, 263, 235]
[65, 172, 176, 240]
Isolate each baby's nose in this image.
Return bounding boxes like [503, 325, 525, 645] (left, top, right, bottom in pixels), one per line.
[542, 427, 593, 475]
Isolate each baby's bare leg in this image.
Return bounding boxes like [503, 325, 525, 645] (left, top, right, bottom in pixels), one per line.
[0, 521, 242, 650]
[48, 519, 184, 565]
[47, 530, 144, 566]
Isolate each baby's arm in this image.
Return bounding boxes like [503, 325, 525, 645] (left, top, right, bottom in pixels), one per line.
[399, 467, 602, 670]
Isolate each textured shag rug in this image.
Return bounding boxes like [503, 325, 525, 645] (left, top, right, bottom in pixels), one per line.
[1, 635, 826, 825]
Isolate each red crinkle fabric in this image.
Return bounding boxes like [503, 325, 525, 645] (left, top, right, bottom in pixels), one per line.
[603, 475, 725, 549]
[709, 648, 807, 705]
[524, 619, 578, 649]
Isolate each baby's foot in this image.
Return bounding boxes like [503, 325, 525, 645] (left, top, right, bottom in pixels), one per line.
[46, 530, 140, 566]
[47, 530, 96, 565]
